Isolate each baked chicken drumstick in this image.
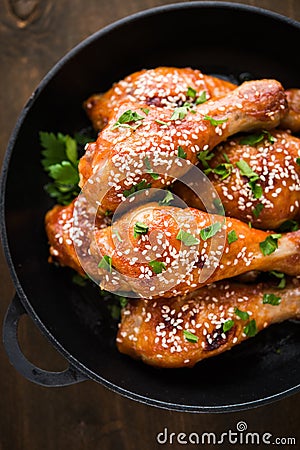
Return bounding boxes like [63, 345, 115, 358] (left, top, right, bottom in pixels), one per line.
[84, 67, 300, 134]
[117, 278, 300, 368]
[91, 204, 300, 298]
[84, 67, 236, 131]
[78, 79, 287, 214]
[173, 129, 300, 230]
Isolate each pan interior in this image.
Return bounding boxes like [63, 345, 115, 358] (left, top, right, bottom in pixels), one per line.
[2, 3, 300, 411]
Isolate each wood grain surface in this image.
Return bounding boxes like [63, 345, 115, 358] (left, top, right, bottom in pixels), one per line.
[0, 1, 300, 449]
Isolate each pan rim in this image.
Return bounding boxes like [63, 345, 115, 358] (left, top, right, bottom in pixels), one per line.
[1, 0, 300, 412]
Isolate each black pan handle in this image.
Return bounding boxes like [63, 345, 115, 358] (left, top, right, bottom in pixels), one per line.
[2, 295, 88, 386]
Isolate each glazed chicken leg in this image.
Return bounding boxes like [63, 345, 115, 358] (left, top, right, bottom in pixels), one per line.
[117, 278, 300, 368]
[79, 79, 287, 214]
[83, 67, 236, 131]
[84, 67, 300, 134]
[91, 204, 300, 298]
[173, 129, 300, 229]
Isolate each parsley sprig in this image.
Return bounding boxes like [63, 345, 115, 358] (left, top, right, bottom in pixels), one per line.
[40, 131, 82, 205]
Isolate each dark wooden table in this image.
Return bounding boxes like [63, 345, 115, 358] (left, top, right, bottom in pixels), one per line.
[1, 1, 299, 449]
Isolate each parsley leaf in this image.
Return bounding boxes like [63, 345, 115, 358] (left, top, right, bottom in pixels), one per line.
[236, 159, 262, 199]
[186, 86, 197, 98]
[253, 203, 264, 218]
[149, 260, 166, 274]
[98, 255, 112, 272]
[144, 156, 159, 180]
[177, 146, 187, 159]
[223, 319, 234, 333]
[200, 221, 223, 240]
[112, 109, 145, 130]
[234, 308, 249, 321]
[197, 150, 215, 169]
[123, 180, 151, 198]
[227, 230, 238, 244]
[155, 119, 169, 126]
[133, 222, 149, 238]
[269, 270, 286, 289]
[203, 115, 228, 126]
[176, 229, 200, 246]
[183, 330, 198, 343]
[263, 293, 281, 305]
[244, 319, 258, 337]
[296, 158, 300, 165]
[195, 91, 207, 105]
[240, 130, 275, 145]
[259, 234, 281, 256]
[158, 190, 174, 206]
[236, 159, 259, 181]
[213, 163, 233, 180]
[170, 106, 189, 120]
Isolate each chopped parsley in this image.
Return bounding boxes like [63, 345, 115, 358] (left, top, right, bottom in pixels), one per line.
[263, 293, 281, 305]
[155, 119, 169, 126]
[40, 131, 81, 205]
[200, 221, 223, 241]
[253, 202, 264, 218]
[177, 146, 187, 159]
[296, 158, 300, 165]
[186, 87, 207, 105]
[236, 159, 259, 181]
[158, 190, 174, 206]
[98, 255, 112, 272]
[227, 230, 238, 244]
[149, 260, 166, 274]
[141, 108, 150, 115]
[195, 91, 207, 105]
[239, 130, 275, 145]
[176, 229, 200, 246]
[197, 149, 215, 169]
[269, 270, 286, 289]
[133, 221, 149, 238]
[259, 234, 281, 256]
[244, 319, 258, 337]
[170, 106, 189, 121]
[186, 86, 197, 98]
[213, 163, 233, 180]
[183, 330, 198, 343]
[236, 159, 262, 199]
[277, 220, 299, 232]
[203, 115, 228, 126]
[112, 109, 145, 130]
[223, 319, 234, 333]
[234, 308, 249, 321]
[248, 180, 263, 199]
[144, 156, 159, 180]
[123, 179, 151, 198]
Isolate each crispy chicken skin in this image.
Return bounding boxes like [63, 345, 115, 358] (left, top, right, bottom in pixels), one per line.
[117, 278, 300, 368]
[173, 129, 300, 229]
[91, 204, 300, 298]
[83, 67, 236, 131]
[79, 79, 287, 213]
